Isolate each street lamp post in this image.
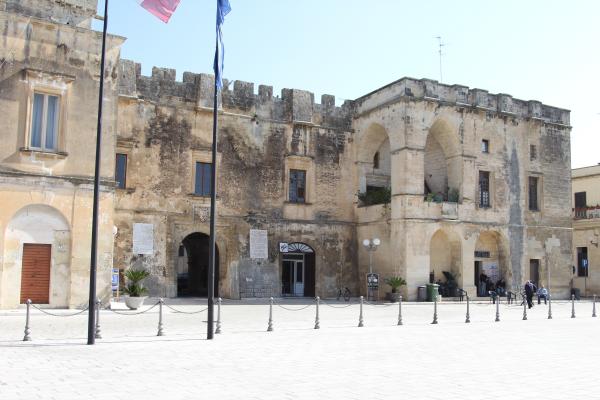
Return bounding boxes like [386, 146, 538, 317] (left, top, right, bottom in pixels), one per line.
[363, 238, 381, 300]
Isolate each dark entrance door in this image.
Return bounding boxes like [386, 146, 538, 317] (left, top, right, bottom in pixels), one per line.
[178, 233, 219, 297]
[281, 243, 316, 297]
[529, 259, 540, 286]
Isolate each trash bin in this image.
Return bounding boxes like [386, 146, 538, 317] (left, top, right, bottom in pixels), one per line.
[426, 284, 440, 302]
[417, 285, 427, 302]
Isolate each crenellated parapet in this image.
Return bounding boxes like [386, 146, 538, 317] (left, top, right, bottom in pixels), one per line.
[354, 77, 570, 126]
[118, 60, 354, 131]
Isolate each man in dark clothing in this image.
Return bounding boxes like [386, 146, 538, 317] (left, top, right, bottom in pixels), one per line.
[524, 280, 537, 309]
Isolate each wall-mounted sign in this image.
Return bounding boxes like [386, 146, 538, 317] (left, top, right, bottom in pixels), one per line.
[250, 229, 268, 259]
[111, 268, 119, 291]
[367, 273, 380, 290]
[475, 251, 491, 258]
[133, 223, 154, 255]
[279, 242, 289, 253]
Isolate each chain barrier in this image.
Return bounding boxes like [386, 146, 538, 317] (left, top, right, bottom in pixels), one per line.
[273, 299, 314, 312]
[364, 300, 396, 307]
[106, 301, 160, 316]
[163, 304, 208, 314]
[31, 304, 89, 317]
[320, 299, 355, 309]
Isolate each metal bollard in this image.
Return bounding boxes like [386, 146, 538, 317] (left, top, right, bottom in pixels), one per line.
[465, 295, 471, 323]
[592, 295, 597, 318]
[358, 296, 364, 327]
[495, 295, 500, 322]
[215, 297, 222, 334]
[571, 294, 576, 318]
[23, 299, 32, 342]
[397, 295, 403, 326]
[431, 294, 438, 324]
[94, 298, 102, 339]
[548, 294, 553, 319]
[267, 297, 274, 332]
[157, 298, 165, 336]
[522, 300, 528, 320]
[314, 296, 320, 329]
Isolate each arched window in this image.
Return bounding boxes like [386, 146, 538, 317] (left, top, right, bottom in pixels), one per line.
[373, 152, 380, 170]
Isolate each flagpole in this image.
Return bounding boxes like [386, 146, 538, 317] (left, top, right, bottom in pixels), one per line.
[87, 0, 109, 345]
[207, 33, 219, 341]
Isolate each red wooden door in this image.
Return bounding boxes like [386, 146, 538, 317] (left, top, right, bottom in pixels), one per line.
[20, 244, 51, 304]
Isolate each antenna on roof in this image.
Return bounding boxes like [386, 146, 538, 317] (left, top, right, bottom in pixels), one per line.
[435, 36, 445, 83]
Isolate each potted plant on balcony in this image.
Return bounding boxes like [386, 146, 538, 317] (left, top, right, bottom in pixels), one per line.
[384, 276, 407, 302]
[123, 268, 151, 310]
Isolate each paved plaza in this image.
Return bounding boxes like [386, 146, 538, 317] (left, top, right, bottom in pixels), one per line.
[0, 298, 598, 400]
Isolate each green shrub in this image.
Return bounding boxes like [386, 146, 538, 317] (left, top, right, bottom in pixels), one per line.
[357, 187, 391, 207]
[123, 268, 150, 297]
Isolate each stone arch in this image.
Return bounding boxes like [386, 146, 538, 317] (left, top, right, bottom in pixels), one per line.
[2, 204, 71, 307]
[424, 119, 462, 200]
[474, 230, 510, 294]
[357, 123, 391, 194]
[430, 228, 463, 295]
[172, 226, 228, 298]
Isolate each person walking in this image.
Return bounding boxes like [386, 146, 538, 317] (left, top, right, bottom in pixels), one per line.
[524, 280, 537, 309]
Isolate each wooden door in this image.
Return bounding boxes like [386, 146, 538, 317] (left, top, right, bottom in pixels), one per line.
[20, 244, 51, 304]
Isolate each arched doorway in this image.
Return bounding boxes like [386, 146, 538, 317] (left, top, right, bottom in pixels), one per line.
[281, 242, 315, 297]
[2, 204, 71, 307]
[474, 231, 508, 296]
[177, 233, 219, 297]
[430, 229, 462, 296]
[357, 123, 391, 201]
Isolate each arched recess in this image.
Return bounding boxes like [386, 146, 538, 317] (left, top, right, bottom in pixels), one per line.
[2, 204, 71, 307]
[424, 119, 462, 201]
[430, 229, 462, 295]
[357, 123, 391, 196]
[177, 232, 220, 297]
[474, 231, 510, 296]
[281, 242, 316, 298]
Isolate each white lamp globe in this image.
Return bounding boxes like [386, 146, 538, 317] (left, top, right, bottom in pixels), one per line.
[373, 238, 381, 246]
[362, 239, 371, 247]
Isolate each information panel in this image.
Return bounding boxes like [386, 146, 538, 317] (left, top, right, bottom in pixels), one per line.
[250, 229, 268, 259]
[133, 223, 154, 255]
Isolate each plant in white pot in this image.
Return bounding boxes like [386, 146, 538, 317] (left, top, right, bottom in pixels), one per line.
[123, 268, 150, 310]
[384, 276, 406, 302]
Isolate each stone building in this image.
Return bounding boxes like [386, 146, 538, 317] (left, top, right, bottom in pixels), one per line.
[572, 165, 600, 297]
[0, 0, 575, 308]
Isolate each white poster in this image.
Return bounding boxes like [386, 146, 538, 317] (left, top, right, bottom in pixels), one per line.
[133, 223, 154, 255]
[249, 229, 268, 259]
[482, 261, 499, 283]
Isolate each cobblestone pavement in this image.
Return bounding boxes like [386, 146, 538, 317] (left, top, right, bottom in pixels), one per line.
[1, 298, 598, 400]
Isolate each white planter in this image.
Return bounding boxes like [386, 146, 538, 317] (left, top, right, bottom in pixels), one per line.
[125, 296, 147, 310]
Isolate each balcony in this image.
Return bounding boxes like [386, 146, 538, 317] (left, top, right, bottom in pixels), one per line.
[573, 207, 600, 220]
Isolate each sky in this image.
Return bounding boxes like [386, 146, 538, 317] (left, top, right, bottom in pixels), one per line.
[96, 0, 600, 168]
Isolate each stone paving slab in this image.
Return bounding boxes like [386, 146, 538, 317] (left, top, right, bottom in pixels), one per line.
[0, 300, 598, 400]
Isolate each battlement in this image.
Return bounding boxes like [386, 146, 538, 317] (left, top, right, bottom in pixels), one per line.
[354, 77, 570, 126]
[118, 60, 354, 130]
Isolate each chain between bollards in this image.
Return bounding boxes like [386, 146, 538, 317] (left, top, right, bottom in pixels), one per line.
[267, 297, 274, 332]
[215, 297, 222, 334]
[358, 296, 364, 327]
[94, 298, 102, 339]
[571, 294, 576, 318]
[522, 299, 528, 320]
[157, 298, 165, 336]
[495, 295, 500, 322]
[23, 299, 32, 342]
[314, 296, 320, 329]
[465, 295, 471, 323]
[397, 295, 403, 326]
[431, 294, 438, 324]
[548, 294, 552, 319]
[592, 295, 597, 318]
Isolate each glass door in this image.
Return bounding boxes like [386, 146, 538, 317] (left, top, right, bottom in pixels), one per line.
[282, 254, 305, 296]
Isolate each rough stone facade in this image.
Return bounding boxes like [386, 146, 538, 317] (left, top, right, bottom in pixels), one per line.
[0, 1, 575, 308]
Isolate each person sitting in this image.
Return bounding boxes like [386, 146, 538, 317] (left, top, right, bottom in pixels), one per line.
[537, 285, 549, 305]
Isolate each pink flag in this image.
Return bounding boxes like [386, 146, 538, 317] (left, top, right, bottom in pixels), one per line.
[137, 0, 181, 23]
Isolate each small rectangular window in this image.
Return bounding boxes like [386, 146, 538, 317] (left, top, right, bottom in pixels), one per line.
[529, 177, 539, 211]
[530, 144, 537, 161]
[115, 153, 127, 189]
[289, 169, 306, 203]
[194, 162, 212, 196]
[30, 92, 59, 151]
[479, 171, 490, 208]
[481, 139, 489, 153]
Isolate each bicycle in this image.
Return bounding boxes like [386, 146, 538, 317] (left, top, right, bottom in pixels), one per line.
[336, 287, 351, 302]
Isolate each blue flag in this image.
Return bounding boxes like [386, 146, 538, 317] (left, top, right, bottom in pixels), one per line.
[214, 0, 231, 91]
